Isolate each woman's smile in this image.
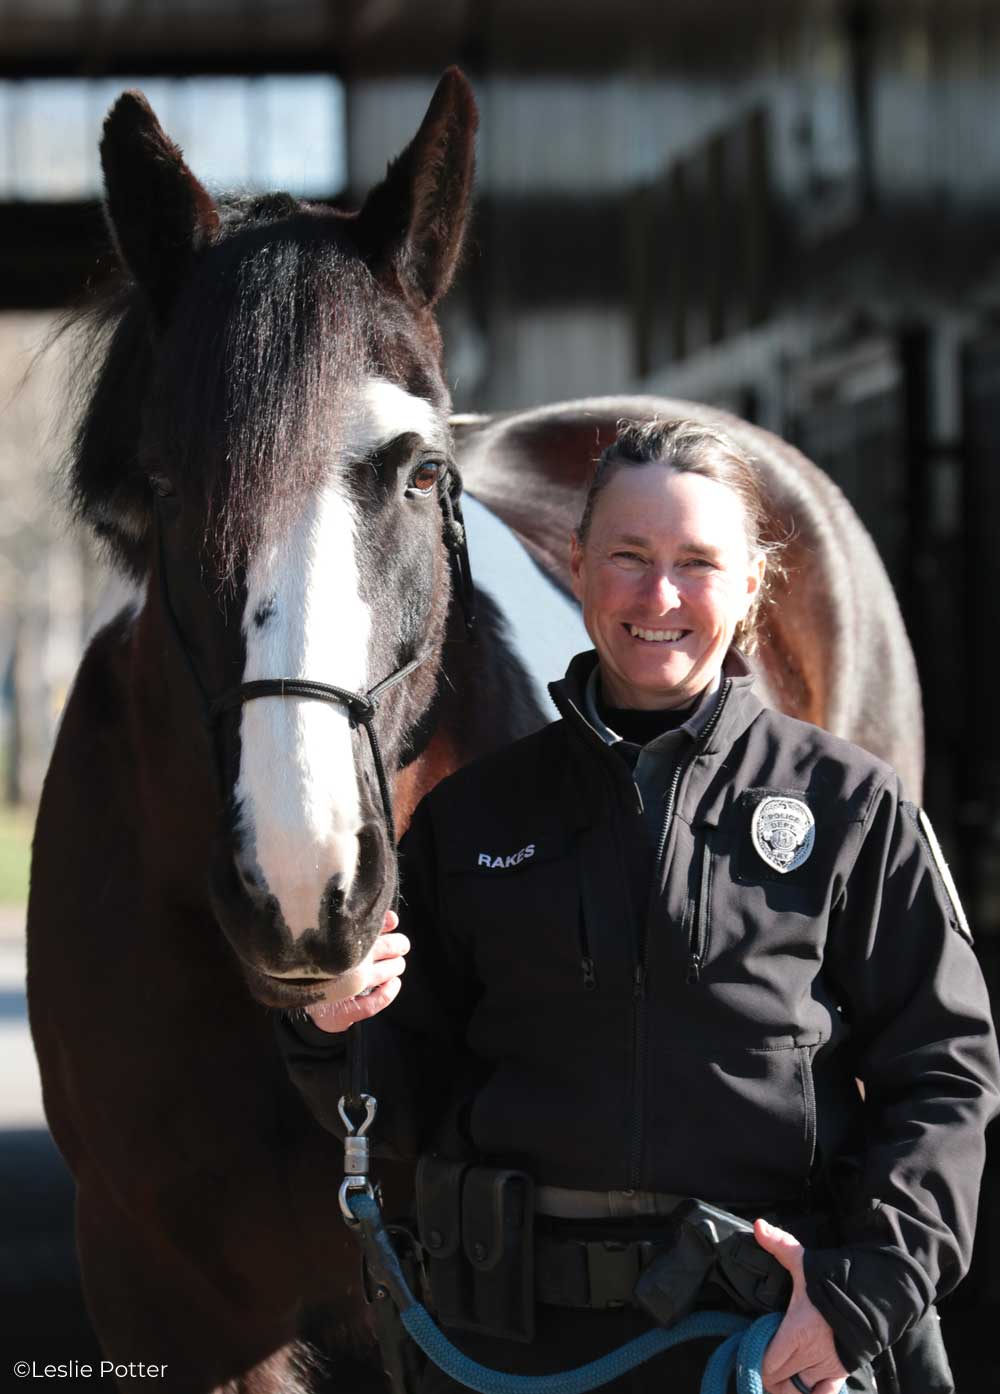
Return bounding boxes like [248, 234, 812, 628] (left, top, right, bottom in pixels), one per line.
[625, 624, 690, 643]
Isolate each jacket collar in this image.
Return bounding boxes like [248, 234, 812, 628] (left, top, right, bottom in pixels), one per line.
[582, 663, 722, 750]
[549, 649, 764, 766]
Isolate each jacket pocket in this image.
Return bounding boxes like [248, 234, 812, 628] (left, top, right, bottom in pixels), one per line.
[686, 836, 714, 984]
[798, 1041, 818, 1174]
[644, 1036, 819, 1205]
[577, 899, 598, 992]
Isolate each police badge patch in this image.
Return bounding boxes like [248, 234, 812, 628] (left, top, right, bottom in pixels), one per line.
[751, 796, 815, 874]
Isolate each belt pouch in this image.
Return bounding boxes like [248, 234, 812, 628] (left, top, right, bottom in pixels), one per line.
[461, 1165, 535, 1342]
[415, 1156, 535, 1343]
[416, 1154, 469, 1331]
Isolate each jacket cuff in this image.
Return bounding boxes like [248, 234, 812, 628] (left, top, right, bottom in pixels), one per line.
[803, 1245, 933, 1369]
[273, 1014, 352, 1136]
[277, 1013, 352, 1054]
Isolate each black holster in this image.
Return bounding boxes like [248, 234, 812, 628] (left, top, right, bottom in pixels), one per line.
[633, 1199, 791, 1327]
[416, 1154, 536, 1343]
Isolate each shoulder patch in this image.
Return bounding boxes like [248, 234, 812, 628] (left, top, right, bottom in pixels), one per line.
[904, 803, 973, 943]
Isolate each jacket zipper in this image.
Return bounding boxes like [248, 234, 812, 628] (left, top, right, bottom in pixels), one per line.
[578, 906, 598, 990]
[686, 838, 713, 984]
[627, 678, 732, 1188]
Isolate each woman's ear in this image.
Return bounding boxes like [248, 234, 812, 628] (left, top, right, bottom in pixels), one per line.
[743, 552, 767, 614]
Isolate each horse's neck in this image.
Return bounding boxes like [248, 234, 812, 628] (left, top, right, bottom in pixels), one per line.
[393, 590, 551, 837]
[129, 597, 223, 873]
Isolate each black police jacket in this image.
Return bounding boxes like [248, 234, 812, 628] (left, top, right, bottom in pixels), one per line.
[278, 649, 1000, 1372]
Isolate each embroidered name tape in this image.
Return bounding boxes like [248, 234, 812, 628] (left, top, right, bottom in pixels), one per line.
[477, 844, 535, 869]
[751, 797, 815, 874]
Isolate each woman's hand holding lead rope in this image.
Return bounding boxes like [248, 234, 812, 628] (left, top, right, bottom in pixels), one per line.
[754, 1219, 848, 1394]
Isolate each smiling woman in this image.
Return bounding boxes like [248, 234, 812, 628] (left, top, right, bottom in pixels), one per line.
[281, 415, 1000, 1394]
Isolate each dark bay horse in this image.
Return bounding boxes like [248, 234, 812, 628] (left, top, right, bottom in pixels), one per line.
[27, 70, 921, 1394]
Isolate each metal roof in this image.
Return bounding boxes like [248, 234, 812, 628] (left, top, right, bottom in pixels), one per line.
[2, 0, 812, 78]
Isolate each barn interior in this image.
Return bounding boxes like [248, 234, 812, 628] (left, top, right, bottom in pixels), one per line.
[1, 0, 998, 1387]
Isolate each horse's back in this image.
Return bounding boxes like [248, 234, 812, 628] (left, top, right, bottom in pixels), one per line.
[454, 396, 923, 798]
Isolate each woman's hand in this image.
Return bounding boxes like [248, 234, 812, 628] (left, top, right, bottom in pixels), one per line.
[754, 1218, 849, 1394]
[304, 910, 410, 1032]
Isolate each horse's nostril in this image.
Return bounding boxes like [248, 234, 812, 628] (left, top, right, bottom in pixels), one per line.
[234, 851, 264, 899]
[322, 873, 347, 921]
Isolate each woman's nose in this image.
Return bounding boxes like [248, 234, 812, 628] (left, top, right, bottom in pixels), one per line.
[646, 569, 680, 609]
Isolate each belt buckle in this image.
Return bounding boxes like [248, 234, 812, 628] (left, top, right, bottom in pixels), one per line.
[584, 1239, 644, 1309]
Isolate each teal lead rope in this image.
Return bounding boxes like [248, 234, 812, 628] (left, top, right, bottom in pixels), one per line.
[399, 1303, 780, 1394]
[347, 1192, 782, 1394]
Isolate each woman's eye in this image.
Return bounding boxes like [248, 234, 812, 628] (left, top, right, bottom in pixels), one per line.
[148, 474, 176, 499]
[408, 462, 441, 494]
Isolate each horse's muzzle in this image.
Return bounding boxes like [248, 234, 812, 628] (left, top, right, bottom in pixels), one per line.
[208, 823, 395, 1001]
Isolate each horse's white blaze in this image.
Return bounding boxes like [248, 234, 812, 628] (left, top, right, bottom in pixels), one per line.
[236, 482, 370, 940]
[351, 377, 442, 455]
[235, 376, 445, 941]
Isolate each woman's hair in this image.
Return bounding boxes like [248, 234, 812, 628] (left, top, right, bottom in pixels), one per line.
[576, 418, 785, 654]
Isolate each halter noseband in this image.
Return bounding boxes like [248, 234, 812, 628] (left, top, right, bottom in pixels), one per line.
[154, 472, 476, 867]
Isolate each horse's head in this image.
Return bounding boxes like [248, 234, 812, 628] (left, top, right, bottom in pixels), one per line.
[73, 71, 477, 1008]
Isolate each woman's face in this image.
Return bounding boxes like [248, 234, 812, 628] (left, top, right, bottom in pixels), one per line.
[569, 463, 764, 710]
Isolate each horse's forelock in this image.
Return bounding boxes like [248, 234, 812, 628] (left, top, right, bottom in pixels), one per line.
[161, 226, 382, 584]
[66, 205, 449, 585]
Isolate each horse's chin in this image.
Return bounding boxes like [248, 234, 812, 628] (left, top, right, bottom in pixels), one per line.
[239, 939, 380, 1012]
[302, 960, 374, 1008]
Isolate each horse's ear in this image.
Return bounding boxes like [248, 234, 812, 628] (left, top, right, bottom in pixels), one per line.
[100, 90, 220, 320]
[356, 67, 478, 309]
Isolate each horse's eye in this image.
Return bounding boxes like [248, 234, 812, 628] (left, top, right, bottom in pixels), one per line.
[149, 474, 176, 499]
[409, 462, 441, 494]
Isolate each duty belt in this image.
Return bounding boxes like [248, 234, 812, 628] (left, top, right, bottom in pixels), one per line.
[535, 1199, 791, 1325]
[536, 1185, 690, 1220]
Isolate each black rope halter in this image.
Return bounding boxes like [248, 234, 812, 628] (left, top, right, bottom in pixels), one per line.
[206, 658, 428, 862]
[154, 470, 476, 865]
